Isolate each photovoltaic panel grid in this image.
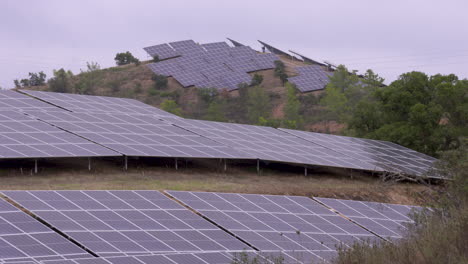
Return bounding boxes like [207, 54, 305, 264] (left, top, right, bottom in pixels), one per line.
[280, 129, 438, 177]
[145, 40, 280, 91]
[1, 191, 251, 258]
[0, 111, 118, 159]
[0, 90, 59, 112]
[287, 65, 333, 92]
[143, 43, 181, 60]
[0, 198, 92, 262]
[26, 111, 251, 159]
[41, 251, 329, 264]
[21, 91, 178, 118]
[316, 198, 423, 240]
[167, 191, 382, 262]
[166, 118, 380, 171]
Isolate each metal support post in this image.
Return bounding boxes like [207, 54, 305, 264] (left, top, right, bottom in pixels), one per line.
[257, 159, 260, 173]
[88, 157, 91, 171]
[34, 159, 38, 174]
[175, 158, 178, 170]
[224, 159, 227, 172]
[124, 156, 128, 170]
[304, 166, 308, 176]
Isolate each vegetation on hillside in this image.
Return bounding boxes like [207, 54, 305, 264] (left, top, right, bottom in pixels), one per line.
[320, 65, 468, 157]
[332, 140, 468, 264]
[114, 51, 140, 66]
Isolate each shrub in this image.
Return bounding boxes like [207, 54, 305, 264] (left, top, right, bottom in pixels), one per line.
[251, 74, 263, 86]
[151, 74, 168, 90]
[114, 51, 140, 66]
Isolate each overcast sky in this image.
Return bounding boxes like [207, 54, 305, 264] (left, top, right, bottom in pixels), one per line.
[1, 0, 467, 88]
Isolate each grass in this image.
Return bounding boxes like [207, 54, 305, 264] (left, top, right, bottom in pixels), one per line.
[0, 158, 429, 205]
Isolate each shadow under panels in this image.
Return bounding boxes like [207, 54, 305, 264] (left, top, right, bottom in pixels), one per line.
[25, 111, 251, 159]
[166, 118, 380, 172]
[280, 129, 438, 177]
[0, 199, 92, 263]
[1, 191, 251, 258]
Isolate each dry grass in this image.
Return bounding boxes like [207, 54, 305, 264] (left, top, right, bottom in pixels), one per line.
[0, 158, 429, 205]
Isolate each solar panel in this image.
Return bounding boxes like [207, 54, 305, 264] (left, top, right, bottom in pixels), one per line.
[21, 91, 177, 118]
[287, 65, 333, 92]
[143, 43, 181, 60]
[0, 198, 92, 262]
[145, 40, 280, 91]
[0, 90, 59, 112]
[226, 38, 245, 47]
[25, 111, 251, 159]
[42, 252, 239, 264]
[316, 198, 422, 239]
[257, 40, 291, 57]
[166, 118, 380, 171]
[0, 111, 119, 159]
[280, 129, 438, 177]
[167, 191, 382, 261]
[2, 191, 251, 257]
[201, 42, 231, 51]
[169, 40, 205, 55]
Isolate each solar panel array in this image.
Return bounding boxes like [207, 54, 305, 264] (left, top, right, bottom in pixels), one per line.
[1, 191, 250, 258]
[26, 111, 251, 159]
[41, 251, 329, 264]
[0, 90, 58, 112]
[227, 38, 245, 47]
[143, 43, 181, 60]
[280, 129, 438, 177]
[287, 65, 333, 92]
[0, 110, 118, 159]
[144, 40, 280, 91]
[0, 199, 92, 262]
[167, 191, 384, 262]
[0, 190, 427, 264]
[316, 198, 422, 239]
[22, 91, 177, 118]
[167, 118, 380, 171]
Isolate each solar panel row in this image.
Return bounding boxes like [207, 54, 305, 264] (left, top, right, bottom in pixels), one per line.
[1, 191, 425, 263]
[0, 90, 437, 177]
[144, 40, 280, 91]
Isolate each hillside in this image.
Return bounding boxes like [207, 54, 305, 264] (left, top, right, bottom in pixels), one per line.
[22, 55, 344, 133]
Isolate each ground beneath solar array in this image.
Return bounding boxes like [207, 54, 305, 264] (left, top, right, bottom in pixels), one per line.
[0, 158, 431, 206]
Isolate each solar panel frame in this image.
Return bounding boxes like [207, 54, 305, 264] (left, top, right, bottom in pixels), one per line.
[24, 111, 252, 160]
[166, 191, 380, 256]
[0, 199, 92, 262]
[2, 191, 252, 257]
[280, 128, 438, 177]
[21, 91, 178, 118]
[143, 43, 181, 60]
[166, 118, 381, 171]
[0, 111, 119, 159]
[0, 90, 60, 112]
[287, 65, 333, 92]
[315, 197, 423, 239]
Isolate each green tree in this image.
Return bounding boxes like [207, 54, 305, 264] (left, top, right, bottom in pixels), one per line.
[197, 87, 218, 104]
[152, 74, 168, 90]
[49, 68, 73, 93]
[204, 100, 227, 122]
[250, 74, 263, 86]
[114, 51, 140, 66]
[283, 82, 304, 129]
[160, 99, 183, 116]
[75, 62, 102, 94]
[246, 86, 271, 124]
[28, 71, 47, 86]
[274, 60, 288, 84]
